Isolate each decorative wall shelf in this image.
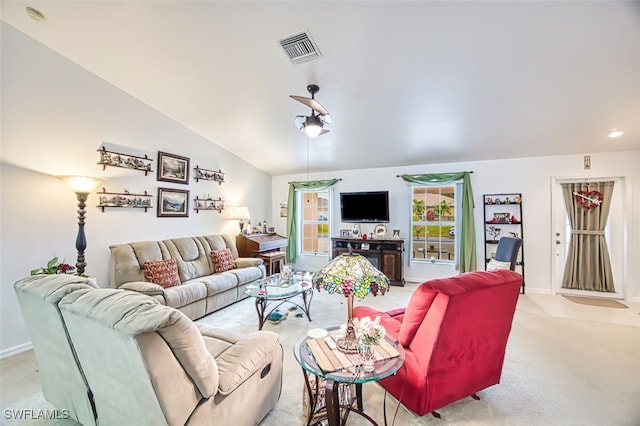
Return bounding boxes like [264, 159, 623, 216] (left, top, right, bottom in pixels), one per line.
[194, 166, 225, 184]
[194, 196, 224, 213]
[97, 188, 152, 212]
[97, 146, 153, 175]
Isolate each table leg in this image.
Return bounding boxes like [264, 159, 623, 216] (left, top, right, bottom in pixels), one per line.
[254, 298, 266, 330]
[301, 289, 314, 321]
[324, 379, 341, 426]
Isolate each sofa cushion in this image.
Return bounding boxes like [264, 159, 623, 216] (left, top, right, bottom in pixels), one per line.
[230, 266, 264, 286]
[163, 282, 208, 308]
[398, 285, 438, 347]
[165, 238, 213, 281]
[193, 273, 238, 297]
[211, 248, 236, 273]
[144, 259, 181, 288]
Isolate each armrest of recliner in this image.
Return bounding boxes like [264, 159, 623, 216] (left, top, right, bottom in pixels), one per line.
[119, 281, 165, 296]
[234, 257, 264, 268]
[214, 331, 281, 395]
[354, 306, 402, 338]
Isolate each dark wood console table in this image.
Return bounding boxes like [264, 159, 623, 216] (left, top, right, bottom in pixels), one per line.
[331, 237, 405, 286]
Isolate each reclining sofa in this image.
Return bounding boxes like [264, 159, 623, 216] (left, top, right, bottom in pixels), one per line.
[354, 269, 523, 417]
[14, 274, 100, 426]
[110, 234, 265, 320]
[15, 274, 283, 426]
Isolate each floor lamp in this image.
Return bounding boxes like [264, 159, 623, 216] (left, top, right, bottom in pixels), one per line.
[56, 176, 106, 275]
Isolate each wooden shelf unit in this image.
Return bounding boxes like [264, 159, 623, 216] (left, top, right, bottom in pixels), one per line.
[483, 193, 525, 293]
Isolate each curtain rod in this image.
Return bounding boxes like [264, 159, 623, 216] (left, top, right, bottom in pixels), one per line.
[287, 178, 343, 184]
[396, 171, 474, 177]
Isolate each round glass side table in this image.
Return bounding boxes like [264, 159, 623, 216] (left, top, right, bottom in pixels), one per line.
[293, 325, 405, 426]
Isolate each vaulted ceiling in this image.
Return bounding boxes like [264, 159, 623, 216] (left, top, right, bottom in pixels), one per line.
[2, 1, 639, 175]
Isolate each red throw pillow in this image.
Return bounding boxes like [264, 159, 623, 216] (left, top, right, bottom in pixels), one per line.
[211, 248, 236, 272]
[143, 258, 181, 289]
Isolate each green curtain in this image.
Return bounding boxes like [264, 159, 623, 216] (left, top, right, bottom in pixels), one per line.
[400, 173, 476, 273]
[286, 179, 340, 263]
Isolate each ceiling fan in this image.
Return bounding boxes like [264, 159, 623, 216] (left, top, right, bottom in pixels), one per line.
[290, 84, 332, 137]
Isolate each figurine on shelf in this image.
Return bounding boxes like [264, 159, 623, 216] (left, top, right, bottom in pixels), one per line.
[505, 197, 511, 204]
[486, 197, 493, 205]
[487, 226, 501, 240]
[510, 215, 520, 224]
[514, 195, 522, 203]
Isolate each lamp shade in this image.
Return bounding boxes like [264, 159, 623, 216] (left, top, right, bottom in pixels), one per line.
[312, 252, 389, 299]
[56, 175, 106, 193]
[232, 206, 251, 220]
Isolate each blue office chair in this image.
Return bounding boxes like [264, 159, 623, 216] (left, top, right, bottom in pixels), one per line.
[494, 237, 523, 271]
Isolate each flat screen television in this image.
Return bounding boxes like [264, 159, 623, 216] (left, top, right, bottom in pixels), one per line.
[340, 191, 390, 223]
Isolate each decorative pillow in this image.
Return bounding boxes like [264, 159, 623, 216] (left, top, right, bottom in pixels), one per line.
[143, 258, 181, 288]
[211, 248, 236, 273]
[487, 259, 512, 270]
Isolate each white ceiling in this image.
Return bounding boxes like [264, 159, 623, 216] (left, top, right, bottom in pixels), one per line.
[2, 1, 639, 176]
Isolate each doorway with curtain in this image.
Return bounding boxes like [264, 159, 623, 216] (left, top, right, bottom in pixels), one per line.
[551, 176, 625, 299]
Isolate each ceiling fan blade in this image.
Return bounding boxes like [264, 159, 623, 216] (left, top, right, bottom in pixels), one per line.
[289, 95, 329, 115]
[318, 129, 330, 136]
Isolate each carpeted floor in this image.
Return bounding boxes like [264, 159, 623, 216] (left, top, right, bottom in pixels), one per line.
[3, 287, 640, 425]
[562, 295, 628, 309]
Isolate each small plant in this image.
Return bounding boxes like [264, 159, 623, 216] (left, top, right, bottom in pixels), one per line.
[30, 257, 76, 275]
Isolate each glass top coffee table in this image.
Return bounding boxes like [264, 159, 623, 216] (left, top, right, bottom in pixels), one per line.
[245, 270, 314, 330]
[294, 325, 405, 426]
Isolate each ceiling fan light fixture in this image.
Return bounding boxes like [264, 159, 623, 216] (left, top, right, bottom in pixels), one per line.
[303, 115, 324, 138]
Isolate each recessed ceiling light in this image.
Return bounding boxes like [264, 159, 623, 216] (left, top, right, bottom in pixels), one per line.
[26, 7, 46, 22]
[608, 129, 624, 139]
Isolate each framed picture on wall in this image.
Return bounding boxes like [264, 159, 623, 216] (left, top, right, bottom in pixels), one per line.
[340, 229, 352, 238]
[158, 151, 190, 184]
[157, 188, 189, 217]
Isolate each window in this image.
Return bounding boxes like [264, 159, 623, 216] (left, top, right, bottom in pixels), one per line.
[299, 190, 331, 255]
[411, 184, 457, 262]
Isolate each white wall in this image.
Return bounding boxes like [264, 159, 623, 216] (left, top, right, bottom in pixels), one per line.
[272, 151, 639, 300]
[0, 23, 271, 355]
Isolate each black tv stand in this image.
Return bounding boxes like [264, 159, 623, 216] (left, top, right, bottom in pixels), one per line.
[331, 237, 405, 286]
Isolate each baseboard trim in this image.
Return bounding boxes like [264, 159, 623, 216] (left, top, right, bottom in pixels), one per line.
[0, 342, 32, 360]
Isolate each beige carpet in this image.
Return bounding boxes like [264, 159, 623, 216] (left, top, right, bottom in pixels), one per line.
[562, 295, 628, 309]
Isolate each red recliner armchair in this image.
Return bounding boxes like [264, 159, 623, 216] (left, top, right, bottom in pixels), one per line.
[353, 269, 522, 417]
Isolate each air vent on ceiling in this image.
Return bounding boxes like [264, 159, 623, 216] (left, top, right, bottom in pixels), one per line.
[278, 31, 321, 64]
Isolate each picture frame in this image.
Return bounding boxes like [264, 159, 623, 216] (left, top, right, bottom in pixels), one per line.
[157, 151, 190, 184]
[157, 187, 189, 217]
[493, 212, 511, 224]
[340, 229, 352, 238]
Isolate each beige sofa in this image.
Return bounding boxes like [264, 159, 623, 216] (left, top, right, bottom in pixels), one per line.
[110, 234, 265, 320]
[59, 288, 283, 426]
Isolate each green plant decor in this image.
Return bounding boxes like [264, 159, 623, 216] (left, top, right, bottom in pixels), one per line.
[30, 257, 76, 275]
